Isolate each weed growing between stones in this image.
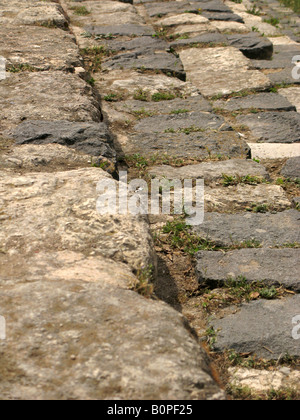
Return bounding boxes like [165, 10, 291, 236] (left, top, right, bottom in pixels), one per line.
[264, 17, 280, 28]
[279, 0, 300, 13]
[81, 46, 112, 73]
[222, 174, 267, 187]
[130, 265, 155, 299]
[71, 6, 90, 16]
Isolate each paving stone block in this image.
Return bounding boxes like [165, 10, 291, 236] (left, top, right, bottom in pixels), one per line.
[0, 25, 81, 72]
[281, 156, 300, 179]
[214, 92, 296, 112]
[180, 47, 270, 97]
[248, 143, 300, 159]
[122, 131, 250, 159]
[196, 249, 300, 291]
[0, 72, 101, 133]
[133, 112, 232, 133]
[192, 209, 300, 247]
[148, 158, 269, 182]
[237, 112, 300, 144]
[227, 33, 273, 59]
[209, 295, 300, 359]
[12, 121, 116, 160]
[102, 52, 186, 81]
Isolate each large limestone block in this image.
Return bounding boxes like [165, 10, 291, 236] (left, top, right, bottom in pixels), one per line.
[0, 168, 155, 273]
[0, 251, 223, 400]
[0, 1, 67, 28]
[0, 72, 101, 133]
[0, 26, 81, 72]
[180, 47, 270, 97]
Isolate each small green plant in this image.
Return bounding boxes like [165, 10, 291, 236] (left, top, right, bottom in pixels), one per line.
[247, 4, 261, 15]
[264, 17, 280, 27]
[247, 203, 269, 213]
[171, 109, 190, 114]
[222, 174, 265, 187]
[253, 158, 260, 164]
[151, 92, 176, 102]
[125, 154, 149, 169]
[133, 88, 150, 102]
[205, 327, 217, 349]
[7, 64, 36, 73]
[103, 92, 123, 102]
[71, 6, 90, 16]
[133, 108, 155, 119]
[279, 0, 300, 13]
[130, 265, 155, 298]
[87, 77, 95, 86]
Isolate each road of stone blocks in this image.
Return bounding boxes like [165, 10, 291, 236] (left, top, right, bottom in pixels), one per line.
[68, 0, 299, 395]
[0, 0, 299, 399]
[0, 0, 226, 400]
[65, 0, 299, 394]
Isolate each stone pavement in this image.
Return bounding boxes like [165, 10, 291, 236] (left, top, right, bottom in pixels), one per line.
[0, 0, 299, 400]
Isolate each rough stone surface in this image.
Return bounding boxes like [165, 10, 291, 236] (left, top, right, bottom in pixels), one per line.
[122, 131, 250, 159]
[180, 47, 270, 97]
[202, 12, 244, 23]
[12, 120, 116, 160]
[98, 70, 199, 98]
[0, 72, 101, 133]
[0, 26, 81, 72]
[0, 1, 67, 28]
[227, 33, 273, 59]
[251, 45, 300, 70]
[0, 144, 94, 172]
[112, 96, 213, 115]
[249, 143, 300, 160]
[156, 13, 209, 27]
[148, 159, 269, 182]
[133, 112, 231, 133]
[193, 210, 300, 247]
[214, 92, 296, 112]
[84, 24, 155, 37]
[196, 249, 300, 291]
[281, 157, 300, 179]
[279, 88, 300, 113]
[229, 367, 300, 393]
[204, 184, 290, 212]
[0, 168, 155, 273]
[169, 33, 229, 49]
[0, 251, 223, 400]
[237, 112, 300, 144]
[102, 52, 186, 81]
[209, 295, 300, 359]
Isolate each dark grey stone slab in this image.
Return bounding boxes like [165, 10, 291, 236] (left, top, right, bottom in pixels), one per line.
[145, 2, 192, 17]
[202, 12, 244, 23]
[196, 248, 300, 291]
[237, 112, 300, 143]
[125, 131, 250, 159]
[193, 210, 300, 247]
[103, 37, 168, 54]
[84, 24, 155, 37]
[133, 112, 232, 133]
[169, 33, 228, 49]
[281, 156, 300, 179]
[102, 52, 186, 81]
[192, 1, 233, 13]
[12, 121, 116, 160]
[214, 92, 296, 112]
[251, 45, 300, 69]
[114, 95, 212, 114]
[268, 68, 300, 86]
[210, 295, 300, 359]
[227, 34, 273, 60]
